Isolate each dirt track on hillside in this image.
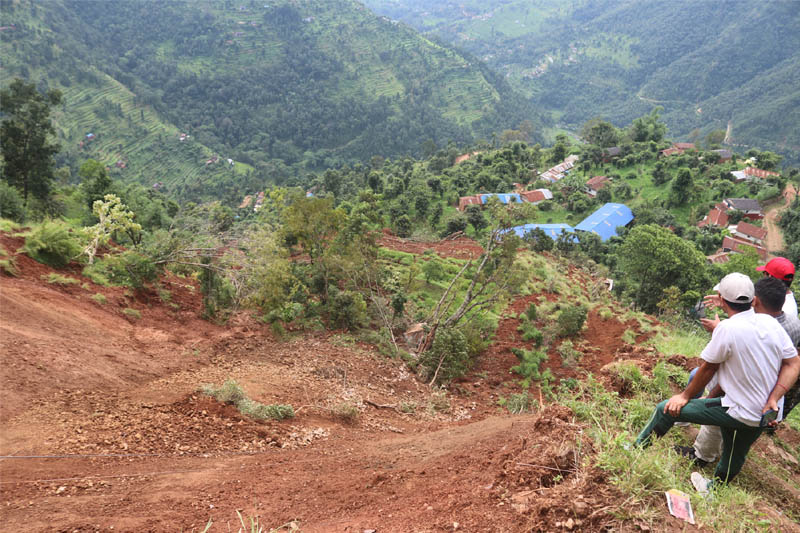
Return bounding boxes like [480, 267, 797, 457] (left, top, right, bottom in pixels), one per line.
[764, 184, 796, 255]
[3, 234, 796, 531]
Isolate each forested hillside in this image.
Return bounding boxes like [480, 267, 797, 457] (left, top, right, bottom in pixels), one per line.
[1, 0, 547, 202]
[364, 0, 800, 164]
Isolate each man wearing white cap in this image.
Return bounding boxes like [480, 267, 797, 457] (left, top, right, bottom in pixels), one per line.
[634, 273, 799, 488]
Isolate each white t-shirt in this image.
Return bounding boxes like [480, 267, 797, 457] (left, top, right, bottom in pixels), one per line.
[701, 309, 798, 426]
[784, 291, 798, 319]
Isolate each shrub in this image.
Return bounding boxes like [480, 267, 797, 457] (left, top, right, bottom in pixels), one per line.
[0, 181, 25, 222]
[525, 302, 538, 321]
[557, 304, 587, 337]
[122, 308, 141, 319]
[0, 256, 17, 276]
[500, 392, 537, 414]
[511, 347, 553, 388]
[422, 259, 446, 282]
[22, 220, 82, 268]
[426, 389, 451, 414]
[621, 328, 637, 344]
[91, 293, 107, 304]
[44, 273, 80, 286]
[517, 322, 543, 346]
[85, 251, 159, 289]
[597, 307, 613, 320]
[557, 340, 582, 367]
[418, 327, 471, 385]
[327, 289, 368, 330]
[331, 401, 360, 423]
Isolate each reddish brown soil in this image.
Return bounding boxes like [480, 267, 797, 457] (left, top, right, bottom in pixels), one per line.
[377, 229, 485, 260]
[3, 233, 797, 531]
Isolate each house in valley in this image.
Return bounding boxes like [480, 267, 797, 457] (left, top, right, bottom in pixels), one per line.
[585, 175, 611, 197]
[659, 142, 695, 158]
[724, 197, 763, 220]
[730, 221, 767, 245]
[697, 203, 729, 228]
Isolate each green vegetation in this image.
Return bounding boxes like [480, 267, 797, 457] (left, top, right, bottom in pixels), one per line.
[367, 1, 800, 164]
[91, 293, 107, 305]
[122, 308, 141, 320]
[557, 304, 587, 337]
[44, 273, 80, 286]
[201, 379, 295, 421]
[22, 220, 82, 268]
[498, 391, 536, 414]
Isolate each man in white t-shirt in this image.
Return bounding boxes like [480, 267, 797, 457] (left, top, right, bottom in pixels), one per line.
[635, 273, 799, 485]
[757, 257, 797, 319]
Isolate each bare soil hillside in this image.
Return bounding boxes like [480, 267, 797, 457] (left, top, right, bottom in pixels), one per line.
[2, 232, 797, 532]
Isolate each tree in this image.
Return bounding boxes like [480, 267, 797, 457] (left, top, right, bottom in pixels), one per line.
[82, 194, 141, 265]
[1, 78, 63, 206]
[580, 118, 619, 148]
[616, 224, 709, 313]
[703, 129, 726, 149]
[670, 167, 694, 206]
[628, 107, 666, 143]
[79, 159, 113, 210]
[466, 205, 487, 233]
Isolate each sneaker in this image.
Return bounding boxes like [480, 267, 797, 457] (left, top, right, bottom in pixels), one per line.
[691, 471, 712, 496]
[674, 445, 709, 467]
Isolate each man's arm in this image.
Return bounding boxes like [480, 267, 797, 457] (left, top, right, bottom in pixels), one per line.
[664, 361, 720, 416]
[763, 355, 800, 422]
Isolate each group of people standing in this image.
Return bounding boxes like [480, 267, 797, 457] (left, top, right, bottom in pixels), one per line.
[634, 257, 800, 494]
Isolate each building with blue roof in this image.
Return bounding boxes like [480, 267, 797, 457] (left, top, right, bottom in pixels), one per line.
[479, 193, 523, 205]
[507, 223, 575, 240]
[574, 203, 634, 241]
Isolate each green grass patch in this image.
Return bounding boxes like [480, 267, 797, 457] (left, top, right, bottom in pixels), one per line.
[201, 379, 294, 421]
[0, 219, 22, 232]
[44, 273, 80, 286]
[91, 293, 107, 305]
[0, 257, 18, 276]
[122, 307, 141, 319]
[649, 325, 710, 358]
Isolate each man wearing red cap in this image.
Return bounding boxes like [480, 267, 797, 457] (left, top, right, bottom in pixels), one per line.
[757, 257, 797, 319]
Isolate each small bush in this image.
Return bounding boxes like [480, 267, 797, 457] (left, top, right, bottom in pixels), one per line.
[0, 257, 18, 276]
[525, 302, 538, 321]
[518, 322, 544, 346]
[500, 392, 537, 414]
[83, 251, 159, 288]
[327, 289, 368, 330]
[597, 307, 613, 320]
[427, 389, 450, 414]
[557, 304, 587, 337]
[91, 293, 107, 304]
[621, 328, 637, 344]
[511, 347, 553, 388]
[0, 181, 25, 222]
[331, 401, 360, 423]
[399, 401, 417, 414]
[418, 327, 471, 385]
[23, 220, 82, 268]
[44, 273, 80, 286]
[557, 340, 582, 367]
[122, 308, 141, 319]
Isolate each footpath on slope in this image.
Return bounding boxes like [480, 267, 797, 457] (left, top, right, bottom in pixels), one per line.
[763, 184, 796, 255]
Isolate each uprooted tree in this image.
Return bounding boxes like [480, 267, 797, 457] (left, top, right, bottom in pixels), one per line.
[419, 200, 533, 384]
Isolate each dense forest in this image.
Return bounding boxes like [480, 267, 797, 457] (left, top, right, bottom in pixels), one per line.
[0, 0, 548, 203]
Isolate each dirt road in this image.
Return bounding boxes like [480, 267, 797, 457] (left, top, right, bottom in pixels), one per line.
[764, 184, 796, 255]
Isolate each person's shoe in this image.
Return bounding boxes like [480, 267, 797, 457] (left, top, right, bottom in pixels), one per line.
[674, 445, 709, 467]
[691, 471, 712, 496]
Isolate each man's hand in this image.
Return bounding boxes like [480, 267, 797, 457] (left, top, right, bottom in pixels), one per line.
[700, 313, 721, 333]
[703, 293, 722, 308]
[664, 393, 689, 417]
[762, 400, 780, 427]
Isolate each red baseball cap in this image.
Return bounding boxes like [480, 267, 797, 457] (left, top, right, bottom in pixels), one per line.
[756, 257, 795, 281]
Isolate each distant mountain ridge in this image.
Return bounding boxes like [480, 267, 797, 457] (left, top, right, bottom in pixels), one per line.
[1, 0, 547, 203]
[364, 0, 800, 164]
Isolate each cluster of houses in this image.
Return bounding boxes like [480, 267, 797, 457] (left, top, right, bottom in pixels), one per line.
[698, 198, 769, 262]
[457, 189, 553, 211]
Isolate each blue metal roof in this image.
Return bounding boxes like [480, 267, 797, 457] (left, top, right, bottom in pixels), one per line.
[507, 223, 575, 240]
[479, 193, 523, 205]
[574, 203, 634, 241]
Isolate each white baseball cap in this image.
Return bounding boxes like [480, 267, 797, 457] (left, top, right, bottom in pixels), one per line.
[713, 273, 754, 303]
